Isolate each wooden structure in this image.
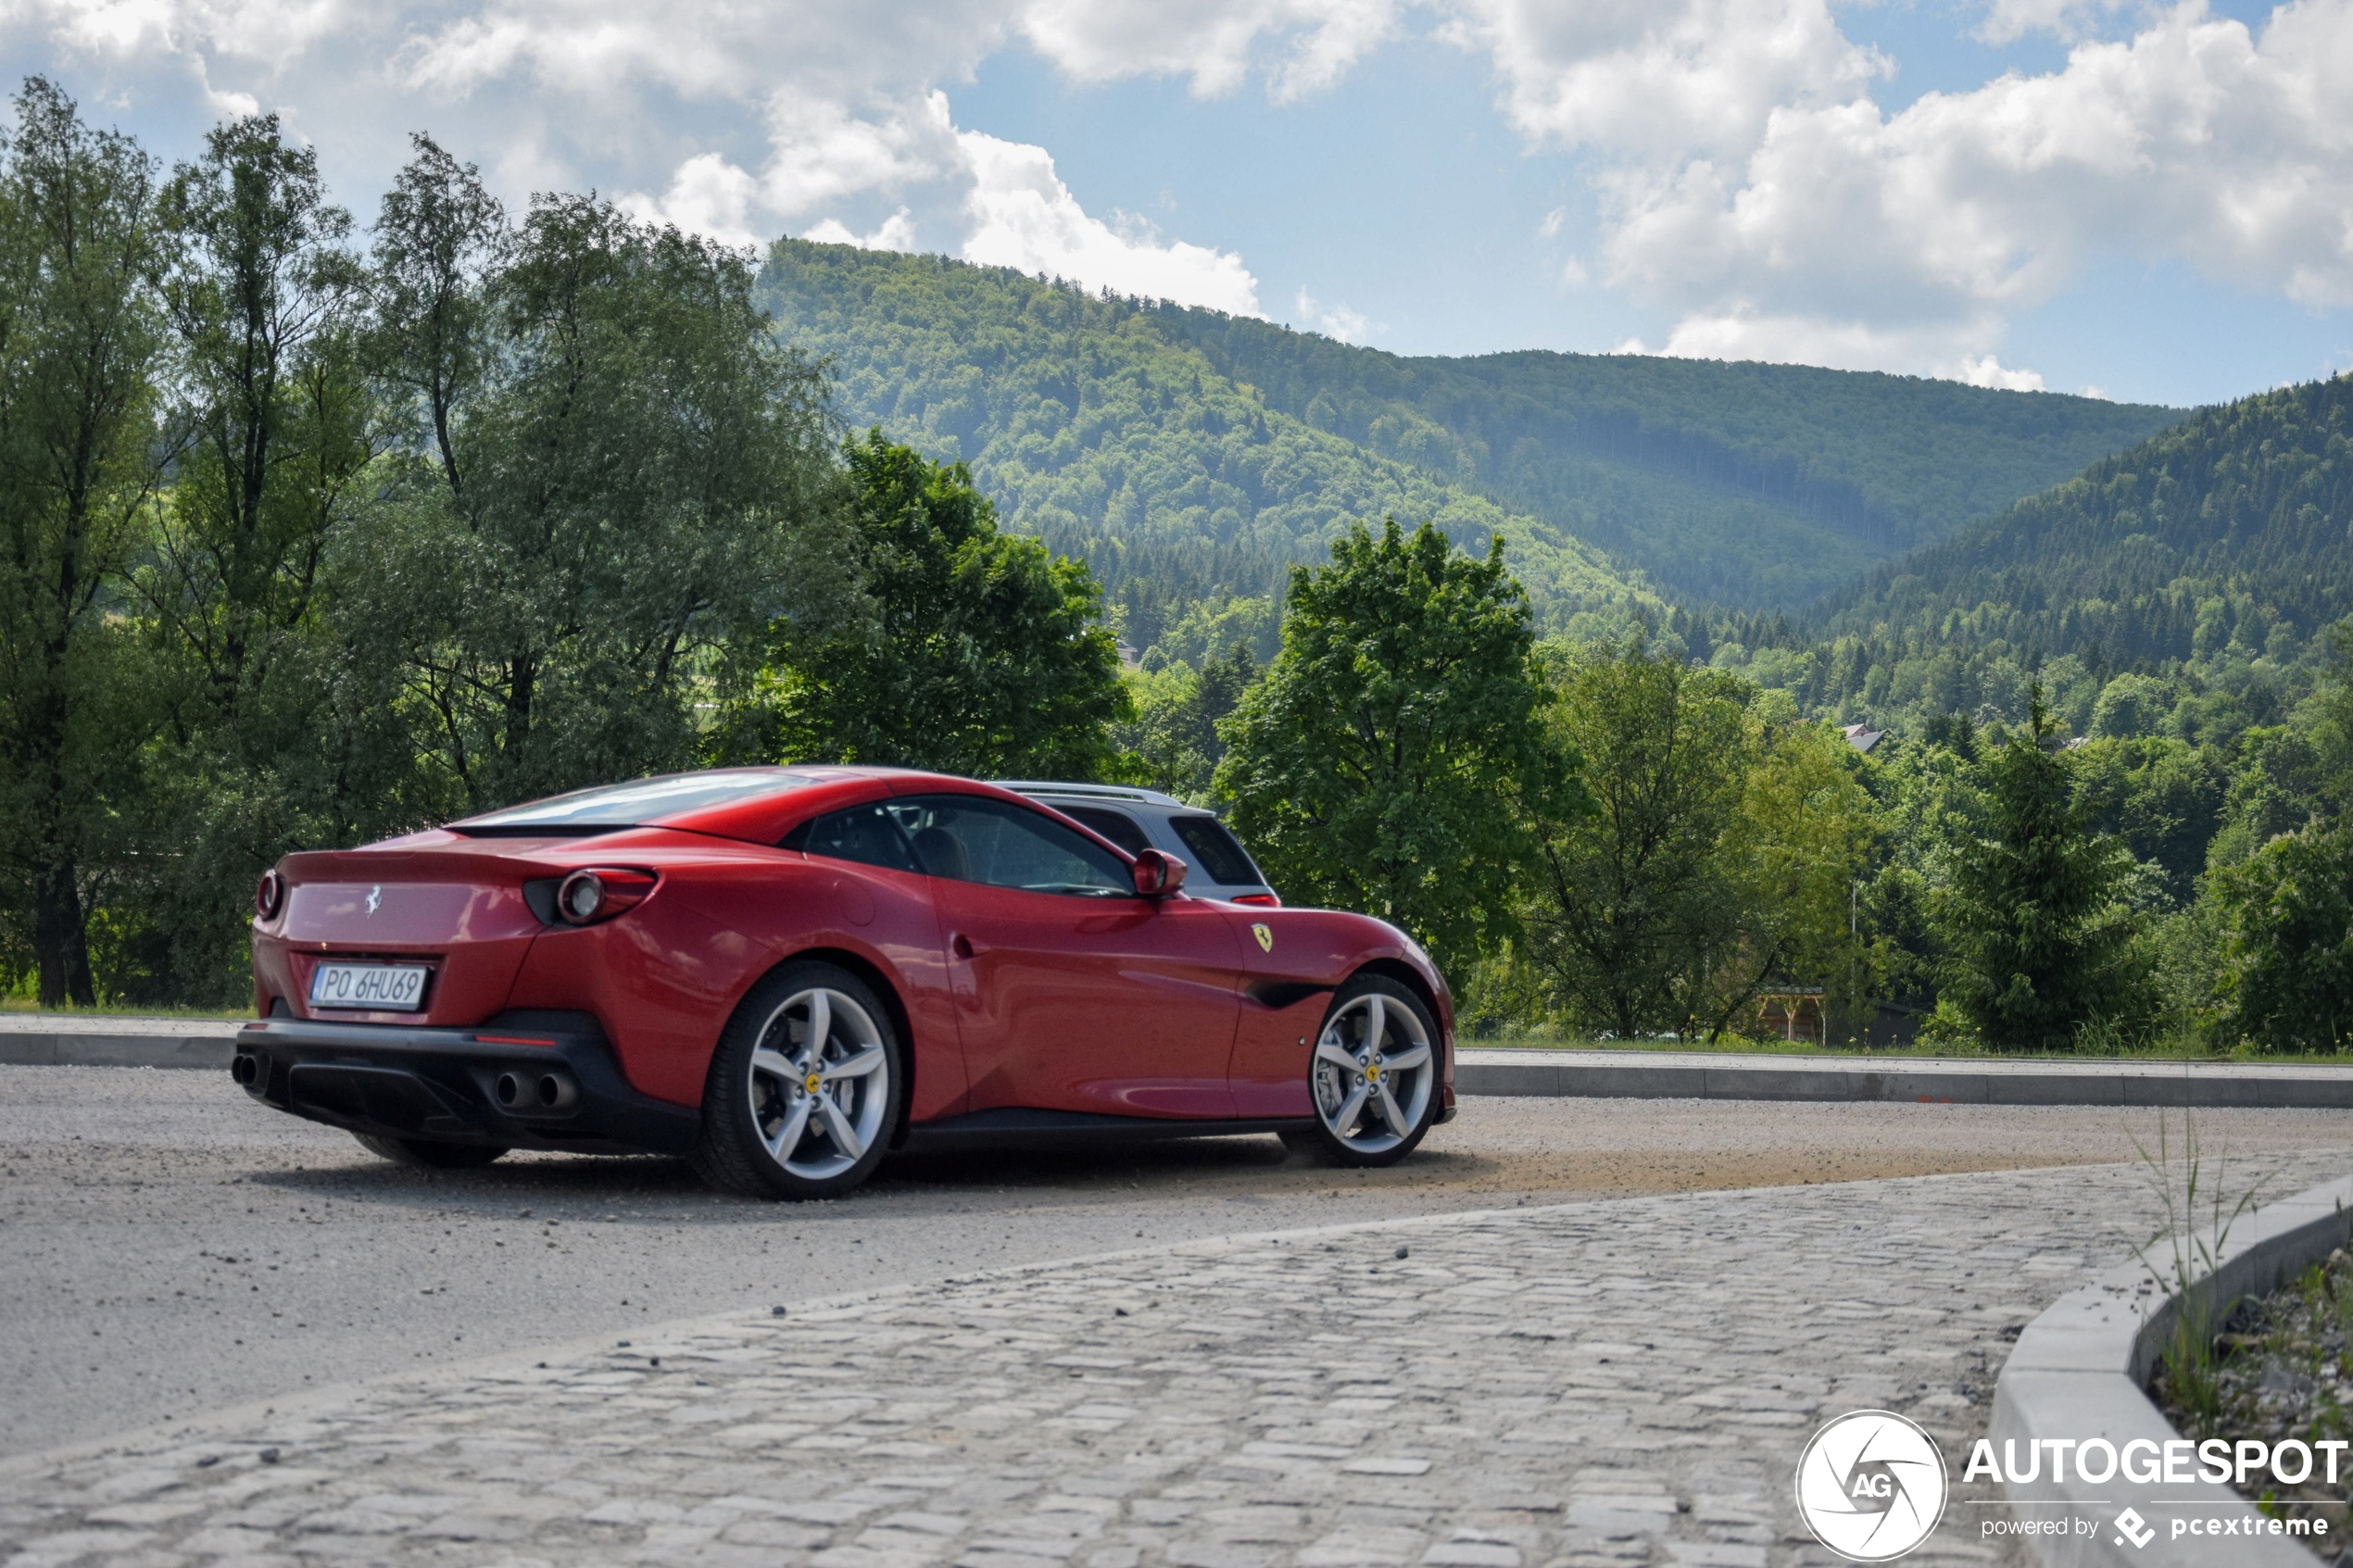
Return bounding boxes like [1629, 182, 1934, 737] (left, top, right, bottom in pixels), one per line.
[1756, 987, 1828, 1044]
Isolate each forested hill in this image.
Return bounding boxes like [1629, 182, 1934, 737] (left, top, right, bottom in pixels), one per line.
[758, 240, 2181, 624]
[755, 242, 1663, 658]
[1159, 320, 2179, 605]
[1736, 374, 2353, 734]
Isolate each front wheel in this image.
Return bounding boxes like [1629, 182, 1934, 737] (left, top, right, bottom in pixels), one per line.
[690, 961, 903, 1200]
[1293, 974, 1441, 1167]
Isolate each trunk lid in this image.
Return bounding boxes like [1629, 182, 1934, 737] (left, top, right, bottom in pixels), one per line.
[265, 839, 569, 1026]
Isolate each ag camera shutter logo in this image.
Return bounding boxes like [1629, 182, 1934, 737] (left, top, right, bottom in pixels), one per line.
[1794, 1410, 1949, 1561]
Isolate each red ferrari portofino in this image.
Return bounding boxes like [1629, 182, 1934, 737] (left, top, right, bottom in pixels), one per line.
[233, 768, 1454, 1198]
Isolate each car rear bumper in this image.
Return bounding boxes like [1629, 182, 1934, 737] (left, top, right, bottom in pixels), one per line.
[233, 1017, 699, 1156]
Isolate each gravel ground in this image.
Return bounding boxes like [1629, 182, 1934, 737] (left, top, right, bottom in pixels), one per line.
[13, 1156, 2353, 1568]
[9, 1064, 2353, 1462]
[2157, 1247, 2353, 1560]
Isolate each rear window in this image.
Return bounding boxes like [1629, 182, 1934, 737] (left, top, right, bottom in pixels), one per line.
[1059, 805, 1153, 857]
[457, 771, 812, 832]
[1170, 815, 1263, 887]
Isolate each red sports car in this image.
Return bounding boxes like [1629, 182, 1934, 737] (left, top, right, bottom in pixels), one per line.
[233, 768, 1455, 1198]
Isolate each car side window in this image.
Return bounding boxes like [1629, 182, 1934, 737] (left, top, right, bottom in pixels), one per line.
[887, 795, 1132, 897]
[784, 803, 922, 874]
[1060, 805, 1153, 857]
[1169, 814, 1262, 886]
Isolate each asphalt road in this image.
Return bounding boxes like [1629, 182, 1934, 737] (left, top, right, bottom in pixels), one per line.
[8, 1062, 2353, 1460]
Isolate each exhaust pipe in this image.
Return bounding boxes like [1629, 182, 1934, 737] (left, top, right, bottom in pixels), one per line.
[494, 1069, 578, 1114]
[232, 1052, 264, 1088]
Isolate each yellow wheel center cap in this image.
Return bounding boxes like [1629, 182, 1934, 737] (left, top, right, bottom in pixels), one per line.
[1367, 1061, 1383, 1083]
[804, 1072, 824, 1094]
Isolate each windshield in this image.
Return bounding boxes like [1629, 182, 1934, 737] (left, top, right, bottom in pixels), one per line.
[457, 771, 814, 832]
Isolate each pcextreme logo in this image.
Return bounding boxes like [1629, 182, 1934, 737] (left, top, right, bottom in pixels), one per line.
[1794, 1410, 1950, 1562]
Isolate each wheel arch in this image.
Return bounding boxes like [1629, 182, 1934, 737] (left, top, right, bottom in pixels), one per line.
[773, 946, 921, 1150]
[1350, 958, 1445, 1045]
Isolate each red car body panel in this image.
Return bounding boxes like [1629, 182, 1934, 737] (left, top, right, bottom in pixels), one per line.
[244, 768, 1453, 1151]
[933, 877, 1243, 1118]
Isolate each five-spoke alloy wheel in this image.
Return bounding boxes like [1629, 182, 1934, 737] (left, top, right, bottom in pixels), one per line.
[692, 960, 904, 1198]
[1285, 973, 1441, 1166]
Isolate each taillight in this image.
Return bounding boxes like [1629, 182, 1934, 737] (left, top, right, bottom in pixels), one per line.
[1231, 893, 1280, 907]
[555, 868, 657, 925]
[256, 869, 286, 920]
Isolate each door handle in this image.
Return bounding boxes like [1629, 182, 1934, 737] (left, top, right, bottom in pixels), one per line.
[951, 933, 975, 960]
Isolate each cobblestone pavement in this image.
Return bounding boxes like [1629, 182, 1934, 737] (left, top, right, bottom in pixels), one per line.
[6, 1149, 2346, 1568]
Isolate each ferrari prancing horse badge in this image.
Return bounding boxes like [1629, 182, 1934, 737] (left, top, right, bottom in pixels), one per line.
[1252, 923, 1274, 952]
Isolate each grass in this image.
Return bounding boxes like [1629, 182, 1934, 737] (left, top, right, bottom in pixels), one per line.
[0, 997, 252, 1021]
[2134, 1110, 2263, 1431]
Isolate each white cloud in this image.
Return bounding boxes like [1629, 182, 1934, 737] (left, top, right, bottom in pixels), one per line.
[1941, 354, 2049, 392]
[389, 1, 1010, 103]
[755, 93, 960, 218]
[1444, 0, 2353, 381]
[1293, 287, 1378, 341]
[622, 152, 763, 247]
[1440, 0, 1886, 161]
[1020, 0, 1400, 101]
[18, 0, 2353, 388]
[617, 97, 1260, 313]
[959, 131, 1261, 311]
[13, 0, 1282, 316]
[804, 207, 920, 252]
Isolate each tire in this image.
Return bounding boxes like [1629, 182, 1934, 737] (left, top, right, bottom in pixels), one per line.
[689, 960, 904, 1200]
[1295, 973, 1441, 1168]
[353, 1132, 509, 1169]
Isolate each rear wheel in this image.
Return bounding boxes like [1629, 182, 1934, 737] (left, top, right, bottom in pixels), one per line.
[352, 1133, 508, 1170]
[1292, 974, 1441, 1167]
[690, 961, 903, 1200]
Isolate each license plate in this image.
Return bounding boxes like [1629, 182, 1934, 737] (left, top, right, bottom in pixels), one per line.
[308, 962, 430, 1011]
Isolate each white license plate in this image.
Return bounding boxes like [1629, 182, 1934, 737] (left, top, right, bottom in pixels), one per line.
[308, 962, 430, 1011]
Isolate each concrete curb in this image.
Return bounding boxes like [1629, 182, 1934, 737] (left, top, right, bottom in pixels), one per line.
[1454, 1051, 2353, 1109]
[1990, 1172, 2353, 1566]
[0, 1028, 235, 1070]
[6, 1028, 2353, 1114]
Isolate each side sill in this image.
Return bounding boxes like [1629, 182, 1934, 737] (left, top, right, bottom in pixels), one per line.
[900, 1107, 1315, 1153]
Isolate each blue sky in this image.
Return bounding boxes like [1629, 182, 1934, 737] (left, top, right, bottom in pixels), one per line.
[6, 0, 2347, 408]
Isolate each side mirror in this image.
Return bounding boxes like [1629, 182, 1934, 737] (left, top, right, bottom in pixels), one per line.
[1131, 848, 1189, 898]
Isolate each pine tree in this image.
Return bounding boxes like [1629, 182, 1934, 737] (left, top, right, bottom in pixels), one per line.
[1933, 684, 2142, 1049]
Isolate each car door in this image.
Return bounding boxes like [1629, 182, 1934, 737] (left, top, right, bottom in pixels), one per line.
[888, 792, 1242, 1119]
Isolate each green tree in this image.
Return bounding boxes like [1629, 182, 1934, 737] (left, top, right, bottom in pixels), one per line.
[1705, 712, 1884, 1040]
[2212, 823, 2353, 1052]
[357, 181, 847, 811]
[1216, 519, 1559, 977]
[1116, 640, 1255, 800]
[1932, 684, 2143, 1049]
[0, 79, 170, 1004]
[728, 431, 1128, 778]
[366, 132, 501, 497]
[126, 110, 380, 999]
[148, 112, 370, 726]
[1520, 638, 1751, 1039]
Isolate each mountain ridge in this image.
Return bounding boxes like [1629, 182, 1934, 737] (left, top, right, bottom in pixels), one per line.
[757, 239, 2186, 644]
